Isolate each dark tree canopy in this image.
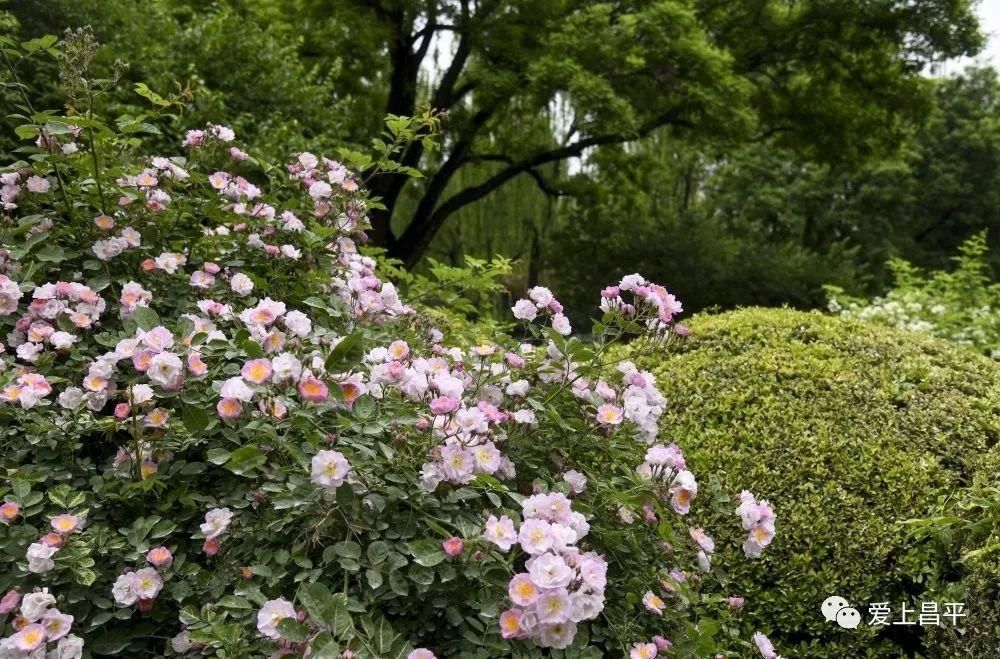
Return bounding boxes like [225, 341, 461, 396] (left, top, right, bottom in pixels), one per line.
[1, 0, 986, 268]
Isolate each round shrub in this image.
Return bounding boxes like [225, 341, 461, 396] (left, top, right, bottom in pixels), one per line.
[631, 307, 1000, 657]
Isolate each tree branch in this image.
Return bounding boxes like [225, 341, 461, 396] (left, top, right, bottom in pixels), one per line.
[394, 112, 695, 266]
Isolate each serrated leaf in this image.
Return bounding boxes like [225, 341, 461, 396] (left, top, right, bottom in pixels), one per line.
[406, 539, 445, 567]
[325, 332, 364, 372]
[276, 618, 309, 642]
[182, 405, 210, 433]
[226, 445, 266, 475]
[131, 306, 160, 331]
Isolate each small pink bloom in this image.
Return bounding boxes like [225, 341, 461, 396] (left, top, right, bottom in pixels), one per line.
[187, 353, 208, 376]
[499, 608, 523, 639]
[51, 514, 81, 535]
[643, 591, 667, 615]
[442, 537, 464, 557]
[630, 643, 657, 659]
[505, 352, 525, 368]
[0, 589, 20, 614]
[147, 546, 173, 568]
[241, 358, 273, 384]
[407, 650, 436, 659]
[0, 501, 20, 522]
[40, 532, 64, 548]
[203, 537, 221, 556]
[429, 396, 459, 415]
[12, 623, 46, 651]
[217, 398, 242, 419]
[114, 403, 132, 419]
[596, 404, 623, 425]
[297, 377, 329, 403]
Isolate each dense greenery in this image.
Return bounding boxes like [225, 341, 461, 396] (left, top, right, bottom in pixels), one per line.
[630, 307, 1000, 658]
[827, 232, 1000, 358]
[1, 0, 987, 276]
[548, 67, 1000, 316]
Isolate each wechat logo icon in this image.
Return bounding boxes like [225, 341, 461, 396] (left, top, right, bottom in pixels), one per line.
[823, 595, 861, 629]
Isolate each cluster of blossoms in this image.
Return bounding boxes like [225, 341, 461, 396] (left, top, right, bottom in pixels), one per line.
[1, 169, 52, 211]
[488, 491, 606, 649]
[634, 443, 697, 516]
[736, 491, 776, 559]
[0, 111, 785, 658]
[511, 286, 572, 336]
[92, 225, 142, 261]
[115, 156, 190, 213]
[599, 273, 684, 332]
[330, 249, 409, 319]
[287, 152, 361, 222]
[0, 589, 82, 658]
[589, 360, 666, 442]
[629, 637, 672, 659]
[4, 281, 106, 364]
[22, 513, 83, 574]
[182, 123, 235, 149]
[0, 372, 52, 409]
[111, 566, 165, 612]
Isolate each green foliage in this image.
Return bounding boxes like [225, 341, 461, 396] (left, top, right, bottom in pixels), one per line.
[827, 231, 1000, 358]
[5, 0, 984, 266]
[546, 135, 866, 318]
[903, 442, 1000, 658]
[629, 307, 1000, 657]
[379, 254, 514, 341]
[2, 0, 358, 160]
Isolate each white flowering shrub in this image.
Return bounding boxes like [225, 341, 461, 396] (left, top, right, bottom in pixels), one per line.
[0, 37, 780, 659]
[826, 232, 1000, 359]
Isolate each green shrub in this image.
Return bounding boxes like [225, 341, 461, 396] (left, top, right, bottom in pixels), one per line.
[826, 232, 1000, 359]
[909, 441, 1000, 658]
[630, 307, 1000, 657]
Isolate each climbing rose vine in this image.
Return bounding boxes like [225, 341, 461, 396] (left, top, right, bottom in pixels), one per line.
[0, 36, 778, 659]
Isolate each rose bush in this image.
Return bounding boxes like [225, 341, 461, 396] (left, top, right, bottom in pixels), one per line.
[1, 37, 779, 658]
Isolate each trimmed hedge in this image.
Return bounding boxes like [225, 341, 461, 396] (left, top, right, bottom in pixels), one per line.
[631, 307, 1000, 657]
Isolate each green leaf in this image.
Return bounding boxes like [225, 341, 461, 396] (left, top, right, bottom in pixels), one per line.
[34, 244, 65, 263]
[182, 405, 210, 433]
[217, 595, 253, 610]
[366, 541, 390, 566]
[21, 35, 58, 53]
[309, 632, 340, 659]
[297, 583, 353, 637]
[225, 446, 266, 475]
[325, 332, 364, 372]
[131, 307, 161, 330]
[332, 541, 362, 559]
[406, 539, 446, 567]
[134, 82, 172, 108]
[206, 448, 231, 465]
[276, 618, 310, 642]
[242, 337, 264, 359]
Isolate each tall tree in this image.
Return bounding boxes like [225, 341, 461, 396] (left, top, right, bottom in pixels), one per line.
[3, 0, 984, 268]
[328, 0, 982, 266]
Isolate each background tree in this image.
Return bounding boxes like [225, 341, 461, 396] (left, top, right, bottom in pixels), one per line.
[1, 0, 992, 312]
